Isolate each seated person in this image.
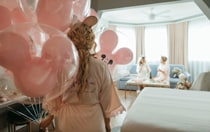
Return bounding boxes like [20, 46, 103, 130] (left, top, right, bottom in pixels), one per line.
[153, 56, 169, 82]
[136, 56, 151, 93]
[136, 56, 151, 80]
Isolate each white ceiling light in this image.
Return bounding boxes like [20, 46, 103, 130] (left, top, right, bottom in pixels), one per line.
[144, 7, 170, 20]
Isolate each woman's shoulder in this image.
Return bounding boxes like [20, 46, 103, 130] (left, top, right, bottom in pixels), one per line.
[90, 56, 104, 64]
[89, 57, 110, 77]
[90, 57, 107, 69]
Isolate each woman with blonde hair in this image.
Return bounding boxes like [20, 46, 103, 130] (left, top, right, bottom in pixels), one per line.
[154, 56, 169, 82]
[136, 56, 151, 93]
[136, 56, 151, 79]
[40, 16, 125, 132]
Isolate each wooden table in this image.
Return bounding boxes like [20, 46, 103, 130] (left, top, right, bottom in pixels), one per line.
[124, 79, 170, 98]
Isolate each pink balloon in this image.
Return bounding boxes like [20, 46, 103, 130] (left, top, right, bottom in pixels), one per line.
[41, 36, 79, 100]
[113, 48, 133, 64]
[89, 8, 97, 17]
[0, 0, 36, 27]
[36, 0, 74, 31]
[41, 36, 78, 69]
[97, 30, 133, 74]
[14, 59, 57, 97]
[0, 23, 79, 97]
[0, 5, 12, 30]
[73, 0, 90, 21]
[99, 30, 118, 53]
[11, 0, 37, 24]
[0, 32, 31, 71]
[0, 0, 18, 11]
[17, 0, 37, 22]
[11, 7, 27, 23]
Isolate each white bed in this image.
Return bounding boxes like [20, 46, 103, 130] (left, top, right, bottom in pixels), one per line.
[121, 87, 210, 132]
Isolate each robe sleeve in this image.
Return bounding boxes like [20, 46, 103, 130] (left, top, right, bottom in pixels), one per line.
[99, 64, 125, 118]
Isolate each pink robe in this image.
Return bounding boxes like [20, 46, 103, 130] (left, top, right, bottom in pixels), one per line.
[43, 57, 125, 132]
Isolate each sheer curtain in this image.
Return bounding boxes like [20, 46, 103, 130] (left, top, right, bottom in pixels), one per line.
[144, 25, 168, 64]
[188, 18, 210, 82]
[115, 26, 136, 63]
[111, 26, 136, 80]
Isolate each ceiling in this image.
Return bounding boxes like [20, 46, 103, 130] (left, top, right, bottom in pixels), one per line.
[99, 1, 206, 26]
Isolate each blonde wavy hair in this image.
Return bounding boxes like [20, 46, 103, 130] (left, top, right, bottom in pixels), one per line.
[67, 17, 96, 95]
[161, 56, 167, 62]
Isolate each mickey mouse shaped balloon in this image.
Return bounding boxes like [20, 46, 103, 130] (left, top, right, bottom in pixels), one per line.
[97, 30, 133, 73]
[0, 23, 79, 97]
[0, 0, 91, 32]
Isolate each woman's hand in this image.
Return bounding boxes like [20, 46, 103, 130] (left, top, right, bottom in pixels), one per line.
[138, 67, 141, 72]
[105, 118, 111, 132]
[39, 114, 54, 131]
[158, 69, 164, 73]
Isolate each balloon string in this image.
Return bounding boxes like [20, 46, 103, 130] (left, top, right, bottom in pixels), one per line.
[21, 103, 38, 122]
[29, 97, 46, 122]
[26, 98, 38, 120]
[7, 106, 39, 124]
[38, 98, 42, 119]
[32, 97, 39, 119]
[37, 97, 46, 121]
[7, 96, 47, 124]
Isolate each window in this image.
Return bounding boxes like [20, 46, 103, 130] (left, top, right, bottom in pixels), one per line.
[144, 25, 168, 63]
[107, 26, 136, 80]
[188, 18, 210, 81]
[188, 18, 210, 61]
[116, 26, 136, 63]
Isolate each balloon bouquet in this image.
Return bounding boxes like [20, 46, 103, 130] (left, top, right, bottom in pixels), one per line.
[0, 0, 89, 129]
[0, 0, 133, 130]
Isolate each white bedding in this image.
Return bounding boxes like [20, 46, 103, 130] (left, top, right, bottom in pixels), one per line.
[121, 88, 210, 132]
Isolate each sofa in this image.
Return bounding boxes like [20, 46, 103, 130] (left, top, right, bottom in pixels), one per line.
[117, 64, 191, 90]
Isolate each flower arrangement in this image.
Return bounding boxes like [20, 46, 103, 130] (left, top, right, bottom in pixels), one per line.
[176, 73, 191, 90]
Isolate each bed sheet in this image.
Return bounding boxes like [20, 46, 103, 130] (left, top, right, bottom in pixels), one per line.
[121, 87, 210, 132]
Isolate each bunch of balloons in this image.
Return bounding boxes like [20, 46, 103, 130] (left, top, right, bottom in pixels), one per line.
[0, 0, 94, 97]
[0, 0, 93, 31]
[0, 0, 132, 98]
